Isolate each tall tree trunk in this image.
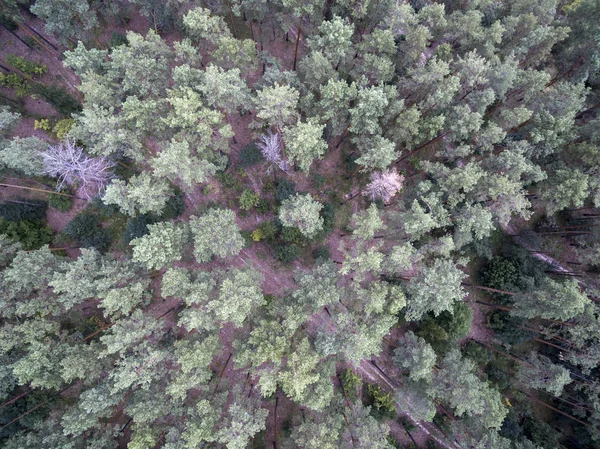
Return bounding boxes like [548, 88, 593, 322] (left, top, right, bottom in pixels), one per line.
[293, 25, 302, 71]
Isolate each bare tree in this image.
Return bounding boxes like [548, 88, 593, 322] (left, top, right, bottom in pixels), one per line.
[362, 168, 404, 203]
[257, 131, 289, 173]
[41, 139, 115, 199]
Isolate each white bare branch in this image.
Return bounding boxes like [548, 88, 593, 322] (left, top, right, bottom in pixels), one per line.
[41, 138, 115, 200]
[257, 131, 289, 173]
[362, 168, 404, 203]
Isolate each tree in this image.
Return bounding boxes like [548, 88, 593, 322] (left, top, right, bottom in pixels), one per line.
[282, 119, 327, 172]
[212, 268, 264, 327]
[290, 414, 343, 449]
[189, 209, 244, 262]
[102, 173, 171, 216]
[405, 259, 467, 321]
[255, 83, 300, 129]
[354, 135, 398, 171]
[217, 387, 268, 449]
[517, 352, 572, 397]
[511, 278, 590, 321]
[392, 331, 436, 381]
[150, 138, 223, 188]
[341, 401, 394, 449]
[130, 222, 188, 270]
[540, 168, 590, 215]
[351, 203, 385, 240]
[257, 130, 289, 173]
[0, 137, 47, 176]
[41, 139, 115, 199]
[308, 15, 354, 68]
[30, 0, 99, 44]
[199, 65, 252, 115]
[362, 169, 404, 203]
[430, 349, 507, 429]
[279, 193, 324, 238]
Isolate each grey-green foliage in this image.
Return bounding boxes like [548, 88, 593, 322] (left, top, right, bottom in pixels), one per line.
[517, 352, 572, 397]
[392, 331, 436, 381]
[102, 172, 171, 216]
[131, 222, 189, 270]
[341, 401, 393, 449]
[0, 137, 47, 176]
[279, 193, 324, 238]
[511, 278, 590, 321]
[405, 258, 467, 321]
[189, 208, 244, 262]
[430, 349, 507, 429]
[282, 119, 327, 172]
[217, 387, 268, 449]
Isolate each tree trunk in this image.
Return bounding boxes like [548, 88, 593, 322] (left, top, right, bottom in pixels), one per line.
[292, 25, 302, 71]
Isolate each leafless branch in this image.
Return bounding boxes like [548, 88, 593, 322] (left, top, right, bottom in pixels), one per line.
[41, 139, 115, 200]
[362, 168, 404, 203]
[257, 131, 289, 174]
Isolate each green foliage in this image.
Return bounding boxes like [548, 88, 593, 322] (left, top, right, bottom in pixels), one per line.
[48, 192, 73, 212]
[238, 141, 264, 167]
[312, 245, 330, 261]
[34, 118, 51, 131]
[279, 193, 324, 239]
[0, 200, 48, 222]
[52, 118, 75, 140]
[275, 243, 301, 263]
[0, 218, 53, 250]
[30, 84, 81, 115]
[131, 222, 188, 270]
[122, 215, 151, 245]
[109, 31, 128, 48]
[366, 384, 396, 419]
[5, 54, 47, 77]
[480, 257, 520, 292]
[63, 213, 111, 252]
[189, 208, 244, 262]
[238, 190, 260, 210]
[274, 178, 296, 203]
[156, 188, 186, 220]
[341, 368, 362, 400]
[0, 73, 30, 97]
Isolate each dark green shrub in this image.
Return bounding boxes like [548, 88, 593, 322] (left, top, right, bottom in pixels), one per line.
[89, 197, 123, 219]
[123, 215, 151, 245]
[158, 189, 186, 220]
[274, 243, 300, 262]
[281, 226, 304, 244]
[310, 173, 326, 189]
[109, 31, 128, 47]
[0, 200, 47, 222]
[275, 178, 296, 203]
[48, 192, 73, 212]
[30, 84, 81, 115]
[238, 142, 264, 167]
[257, 220, 278, 241]
[63, 213, 110, 252]
[216, 171, 238, 189]
[312, 246, 330, 261]
[320, 202, 336, 234]
[0, 218, 53, 250]
[255, 198, 272, 213]
[480, 257, 520, 291]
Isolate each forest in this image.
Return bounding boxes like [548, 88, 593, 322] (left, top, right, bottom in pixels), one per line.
[0, 0, 600, 448]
